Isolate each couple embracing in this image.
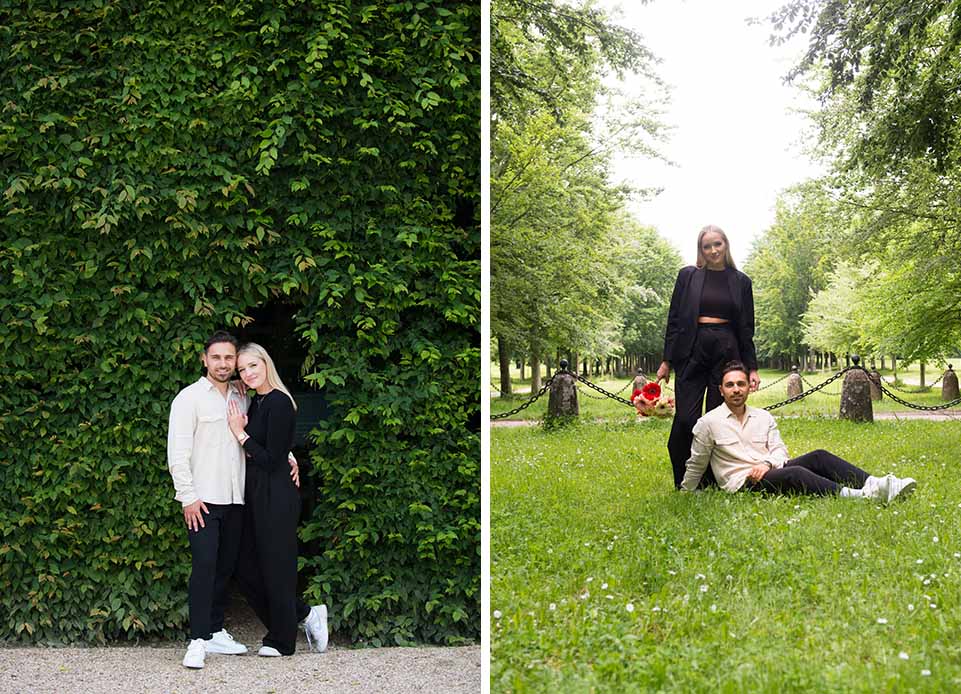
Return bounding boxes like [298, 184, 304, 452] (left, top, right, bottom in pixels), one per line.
[167, 330, 329, 668]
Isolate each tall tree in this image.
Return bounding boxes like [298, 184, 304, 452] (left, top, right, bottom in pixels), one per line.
[743, 182, 837, 366]
[771, 0, 961, 356]
[491, 0, 667, 388]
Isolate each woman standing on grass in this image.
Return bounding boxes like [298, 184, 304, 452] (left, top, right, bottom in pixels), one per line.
[227, 342, 328, 656]
[657, 225, 760, 489]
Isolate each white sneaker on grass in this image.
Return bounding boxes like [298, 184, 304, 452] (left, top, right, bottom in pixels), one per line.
[258, 646, 282, 657]
[205, 628, 248, 655]
[303, 604, 329, 653]
[886, 475, 917, 503]
[182, 638, 205, 669]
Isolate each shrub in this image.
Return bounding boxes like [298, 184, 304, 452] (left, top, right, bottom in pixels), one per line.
[0, 0, 479, 645]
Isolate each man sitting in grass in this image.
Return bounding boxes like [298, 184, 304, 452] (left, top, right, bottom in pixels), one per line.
[680, 360, 917, 502]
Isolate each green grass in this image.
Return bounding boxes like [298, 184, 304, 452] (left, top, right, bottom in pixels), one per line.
[491, 419, 961, 692]
[491, 369, 957, 421]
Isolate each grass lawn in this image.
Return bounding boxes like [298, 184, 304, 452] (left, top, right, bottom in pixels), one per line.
[491, 370, 957, 421]
[491, 419, 961, 692]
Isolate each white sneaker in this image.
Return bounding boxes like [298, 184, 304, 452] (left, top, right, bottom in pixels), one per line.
[182, 638, 205, 669]
[257, 646, 282, 657]
[205, 629, 248, 655]
[886, 476, 917, 503]
[303, 604, 328, 653]
[863, 474, 891, 501]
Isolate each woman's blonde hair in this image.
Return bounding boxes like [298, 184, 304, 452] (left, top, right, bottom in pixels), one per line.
[695, 224, 737, 270]
[237, 342, 297, 411]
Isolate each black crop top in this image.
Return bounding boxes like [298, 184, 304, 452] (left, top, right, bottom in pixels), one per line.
[699, 268, 734, 320]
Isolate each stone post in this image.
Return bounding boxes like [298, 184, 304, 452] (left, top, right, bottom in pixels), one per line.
[546, 359, 579, 424]
[942, 365, 959, 401]
[867, 369, 882, 401]
[839, 356, 873, 422]
[786, 365, 802, 398]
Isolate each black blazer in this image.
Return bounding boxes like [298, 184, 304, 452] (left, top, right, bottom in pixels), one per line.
[662, 265, 758, 371]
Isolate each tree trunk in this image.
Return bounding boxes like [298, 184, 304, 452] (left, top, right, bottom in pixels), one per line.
[530, 354, 542, 392]
[497, 336, 512, 396]
[920, 360, 925, 388]
[519, 360, 525, 381]
[880, 355, 885, 370]
[891, 355, 897, 379]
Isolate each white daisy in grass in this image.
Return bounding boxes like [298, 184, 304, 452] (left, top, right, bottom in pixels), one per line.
[548, 603, 556, 611]
[652, 606, 661, 612]
[580, 591, 589, 600]
[699, 584, 708, 593]
[908, 604, 915, 611]
[493, 610, 502, 619]
[899, 652, 910, 660]
[877, 617, 888, 624]
[917, 559, 924, 564]
[625, 603, 634, 613]
[605, 595, 613, 600]
[601, 582, 608, 590]
[695, 573, 705, 580]
[586, 577, 593, 583]
[921, 669, 931, 676]
[930, 603, 937, 609]
[933, 536, 939, 543]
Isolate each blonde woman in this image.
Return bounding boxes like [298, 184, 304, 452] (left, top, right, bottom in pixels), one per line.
[656, 225, 760, 489]
[227, 343, 328, 656]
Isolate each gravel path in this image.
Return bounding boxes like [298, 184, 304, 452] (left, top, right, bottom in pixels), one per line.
[0, 599, 480, 694]
[0, 645, 480, 694]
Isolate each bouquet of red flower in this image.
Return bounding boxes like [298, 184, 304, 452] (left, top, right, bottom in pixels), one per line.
[632, 382, 675, 418]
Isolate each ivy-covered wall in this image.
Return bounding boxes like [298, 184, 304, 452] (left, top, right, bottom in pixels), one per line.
[0, 1, 479, 645]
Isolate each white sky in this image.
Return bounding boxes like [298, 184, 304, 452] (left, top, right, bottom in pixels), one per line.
[602, 0, 825, 265]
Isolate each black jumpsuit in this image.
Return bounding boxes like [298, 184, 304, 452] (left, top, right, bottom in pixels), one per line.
[236, 390, 311, 654]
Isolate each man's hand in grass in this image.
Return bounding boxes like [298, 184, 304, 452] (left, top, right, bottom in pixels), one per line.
[746, 463, 770, 483]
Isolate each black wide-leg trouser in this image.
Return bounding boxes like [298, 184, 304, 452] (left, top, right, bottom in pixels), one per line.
[187, 502, 243, 640]
[668, 324, 741, 488]
[745, 449, 870, 496]
[236, 465, 311, 655]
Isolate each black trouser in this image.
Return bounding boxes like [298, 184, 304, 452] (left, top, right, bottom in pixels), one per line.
[235, 464, 310, 655]
[187, 502, 243, 641]
[745, 449, 870, 496]
[668, 324, 740, 488]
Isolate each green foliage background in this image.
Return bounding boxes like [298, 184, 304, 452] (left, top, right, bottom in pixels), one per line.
[0, 1, 479, 646]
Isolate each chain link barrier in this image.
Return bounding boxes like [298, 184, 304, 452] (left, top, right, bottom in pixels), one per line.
[756, 371, 791, 391]
[765, 368, 853, 410]
[875, 378, 961, 411]
[573, 373, 636, 406]
[800, 376, 841, 397]
[880, 373, 944, 394]
[489, 374, 557, 420]
[490, 365, 961, 421]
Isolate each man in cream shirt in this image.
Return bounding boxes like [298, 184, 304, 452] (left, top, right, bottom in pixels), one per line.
[168, 331, 251, 668]
[680, 361, 916, 501]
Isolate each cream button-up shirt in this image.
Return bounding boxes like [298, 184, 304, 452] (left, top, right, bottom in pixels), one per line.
[167, 377, 247, 507]
[680, 402, 789, 493]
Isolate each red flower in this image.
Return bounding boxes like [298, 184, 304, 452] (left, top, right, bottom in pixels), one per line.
[641, 382, 661, 401]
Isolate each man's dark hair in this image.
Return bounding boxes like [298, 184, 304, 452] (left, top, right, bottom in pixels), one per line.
[721, 360, 748, 380]
[204, 330, 239, 353]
